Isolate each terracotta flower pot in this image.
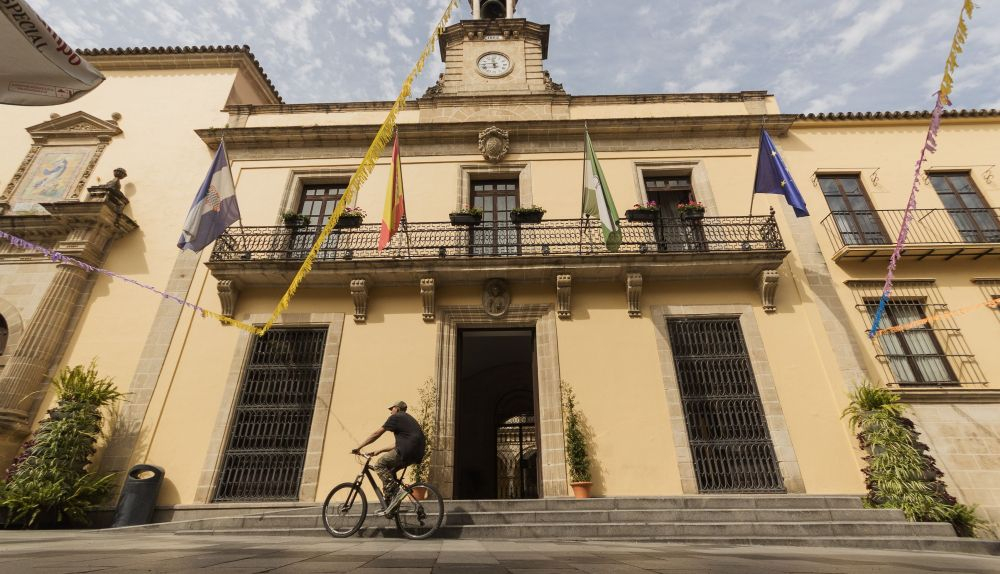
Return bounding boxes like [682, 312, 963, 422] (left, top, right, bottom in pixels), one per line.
[570, 481, 592, 499]
[411, 486, 428, 500]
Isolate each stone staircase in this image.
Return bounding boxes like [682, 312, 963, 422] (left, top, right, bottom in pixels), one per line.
[109, 496, 1000, 555]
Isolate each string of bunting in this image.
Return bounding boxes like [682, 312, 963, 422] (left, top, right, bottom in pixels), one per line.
[868, 0, 975, 339]
[0, 229, 261, 335]
[257, 0, 459, 335]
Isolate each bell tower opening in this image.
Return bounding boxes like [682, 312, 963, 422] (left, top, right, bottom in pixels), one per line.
[469, 0, 517, 20]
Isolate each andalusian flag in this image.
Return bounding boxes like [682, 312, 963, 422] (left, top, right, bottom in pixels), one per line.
[582, 130, 621, 252]
[378, 134, 406, 252]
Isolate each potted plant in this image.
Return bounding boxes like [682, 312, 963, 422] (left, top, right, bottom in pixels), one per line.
[410, 378, 438, 500]
[449, 206, 484, 226]
[336, 206, 366, 229]
[281, 211, 310, 229]
[677, 200, 706, 220]
[562, 384, 592, 498]
[510, 205, 546, 224]
[0, 362, 123, 529]
[625, 201, 659, 222]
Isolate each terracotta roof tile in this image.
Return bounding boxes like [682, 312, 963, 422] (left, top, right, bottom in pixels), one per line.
[799, 109, 999, 120]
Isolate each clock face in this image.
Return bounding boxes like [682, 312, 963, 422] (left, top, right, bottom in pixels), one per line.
[477, 52, 512, 77]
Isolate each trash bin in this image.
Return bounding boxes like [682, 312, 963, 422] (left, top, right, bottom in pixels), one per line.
[111, 464, 164, 528]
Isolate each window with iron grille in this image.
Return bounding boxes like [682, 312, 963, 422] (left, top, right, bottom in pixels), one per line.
[0, 314, 7, 355]
[471, 180, 518, 256]
[972, 279, 1000, 324]
[291, 183, 348, 259]
[818, 175, 886, 245]
[214, 328, 327, 502]
[928, 173, 1000, 243]
[847, 280, 986, 386]
[666, 317, 784, 493]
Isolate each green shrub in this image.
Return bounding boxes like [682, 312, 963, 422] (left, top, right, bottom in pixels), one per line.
[843, 380, 986, 537]
[562, 383, 591, 483]
[410, 378, 438, 484]
[1, 362, 122, 528]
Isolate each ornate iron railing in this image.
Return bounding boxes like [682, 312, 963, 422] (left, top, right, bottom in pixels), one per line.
[210, 216, 784, 263]
[821, 208, 1000, 251]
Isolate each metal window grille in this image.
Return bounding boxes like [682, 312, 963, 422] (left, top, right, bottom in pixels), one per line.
[666, 317, 784, 493]
[972, 279, 1000, 324]
[847, 280, 986, 386]
[214, 328, 327, 502]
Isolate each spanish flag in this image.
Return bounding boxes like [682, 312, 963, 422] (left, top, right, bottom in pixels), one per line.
[378, 133, 406, 252]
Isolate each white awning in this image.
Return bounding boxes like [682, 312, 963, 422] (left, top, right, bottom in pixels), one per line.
[1, 0, 103, 106]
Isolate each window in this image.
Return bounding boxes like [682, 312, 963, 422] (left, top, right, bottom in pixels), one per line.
[928, 173, 1000, 243]
[0, 315, 7, 355]
[298, 183, 346, 228]
[818, 175, 886, 245]
[866, 300, 957, 385]
[644, 175, 693, 219]
[471, 179, 518, 256]
[214, 328, 327, 501]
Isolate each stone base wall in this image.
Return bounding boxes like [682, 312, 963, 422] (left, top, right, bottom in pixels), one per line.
[910, 404, 1000, 527]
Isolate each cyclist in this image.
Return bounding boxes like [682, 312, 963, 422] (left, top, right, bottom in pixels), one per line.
[351, 400, 426, 514]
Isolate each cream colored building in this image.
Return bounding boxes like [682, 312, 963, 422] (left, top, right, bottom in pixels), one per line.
[1, 0, 998, 527]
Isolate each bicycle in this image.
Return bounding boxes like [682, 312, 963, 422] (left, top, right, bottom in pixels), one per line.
[322, 453, 445, 539]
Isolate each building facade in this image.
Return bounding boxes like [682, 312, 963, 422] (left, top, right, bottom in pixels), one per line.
[1, 1, 998, 527]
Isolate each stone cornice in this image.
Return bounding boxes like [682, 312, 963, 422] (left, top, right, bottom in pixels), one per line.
[198, 114, 798, 154]
[80, 46, 282, 104]
[896, 388, 1000, 404]
[440, 19, 550, 60]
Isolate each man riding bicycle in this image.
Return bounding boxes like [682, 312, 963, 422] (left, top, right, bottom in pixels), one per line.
[352, 400, 426, 514]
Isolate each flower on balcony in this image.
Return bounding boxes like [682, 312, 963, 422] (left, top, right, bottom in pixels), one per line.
[631, 201, 658, 212]
[342, 206, 367, 219]
[281, 211, 311, 227]
[450, 206, 484, 216]
[676, 200, 705, 213]
[511, 204, 546, 215]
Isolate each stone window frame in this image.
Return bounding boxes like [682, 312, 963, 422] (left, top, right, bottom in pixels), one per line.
[632, 160, 718, 216]
[651, 303, 804, 494]
[456, 163, 531, 213]
[0, 299, 24, 369]
[195, 312, 345, 504]
[277, 168, 358, 225]
[431, 303, 567, 499]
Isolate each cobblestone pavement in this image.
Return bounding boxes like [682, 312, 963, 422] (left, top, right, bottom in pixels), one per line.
[0, 531, 998, 573]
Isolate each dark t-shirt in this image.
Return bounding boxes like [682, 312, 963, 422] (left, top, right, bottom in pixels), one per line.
[383, 412, 426, 464]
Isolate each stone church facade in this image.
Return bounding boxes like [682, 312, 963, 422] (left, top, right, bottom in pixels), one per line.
[1, 0, 999, 527]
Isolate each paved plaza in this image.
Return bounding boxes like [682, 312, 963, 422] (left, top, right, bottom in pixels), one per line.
[0, 531, 998, 574]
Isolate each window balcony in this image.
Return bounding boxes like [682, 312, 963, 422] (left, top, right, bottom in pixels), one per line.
[821, 208, 1000, 262]
[207, 215, 788, 290]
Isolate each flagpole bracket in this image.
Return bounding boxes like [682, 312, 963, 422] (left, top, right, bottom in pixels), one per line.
[759, 270, 779, 313]
[556, 274, 571, 319]
[350, 279, 368, 323]
[626, 273, 642, 318]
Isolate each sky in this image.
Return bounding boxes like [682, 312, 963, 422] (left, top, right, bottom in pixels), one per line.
[32, 0, 1000, 113]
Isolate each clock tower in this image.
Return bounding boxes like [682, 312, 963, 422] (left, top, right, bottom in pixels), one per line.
[421, 0, 564, 100]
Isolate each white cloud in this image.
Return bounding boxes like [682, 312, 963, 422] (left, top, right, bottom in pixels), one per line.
[873, 38, 923, 77]
[834, 0, 903, 55]
[690, 79, 738, 93]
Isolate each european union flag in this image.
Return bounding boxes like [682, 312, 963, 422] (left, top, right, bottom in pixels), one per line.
[753, 130, 808, 217]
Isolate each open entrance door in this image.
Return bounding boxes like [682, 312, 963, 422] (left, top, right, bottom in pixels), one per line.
[454, 329, 539, 500]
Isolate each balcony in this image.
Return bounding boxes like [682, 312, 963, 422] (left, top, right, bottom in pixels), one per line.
[821, 208, 1000, 262]
[207, 215, 787, 289]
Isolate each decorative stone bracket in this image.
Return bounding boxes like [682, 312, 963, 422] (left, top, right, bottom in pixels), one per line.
[350, 279, 368, 323]
[217, 280, 241, 319]
[421, 278, 435, 321]
[627, 273, 643, 318]
[759, 270, 779, 313]
[556, 274, 571, 319]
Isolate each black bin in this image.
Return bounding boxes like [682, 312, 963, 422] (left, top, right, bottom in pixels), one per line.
[111, 464, 164, 528]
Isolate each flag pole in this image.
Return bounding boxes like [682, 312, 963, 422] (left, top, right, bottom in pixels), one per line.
[223, 138, 252, 259]
[744, 122, 765, 249]
[580, 123, 589, 255]
[397, 129, 412, 259]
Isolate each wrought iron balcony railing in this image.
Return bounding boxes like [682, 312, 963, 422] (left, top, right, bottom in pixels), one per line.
[210, 216, 784, 263]
[821, 208, 1000, 255]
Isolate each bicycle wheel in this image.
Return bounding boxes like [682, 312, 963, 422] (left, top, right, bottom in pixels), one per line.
[322, 482, 367, 538]
[394, 482, 444, 540]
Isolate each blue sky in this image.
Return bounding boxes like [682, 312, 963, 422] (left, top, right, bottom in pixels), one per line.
[33, 0, 1000, 112]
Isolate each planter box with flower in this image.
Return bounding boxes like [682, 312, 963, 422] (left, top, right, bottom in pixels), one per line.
[449, 207, 483, 226]
[677, 201, 706, 220]
[281, 211, 311, 229]
[510, 205, 546, 224]
[336, 207, 366, 229]
[625, 201, 658, 222]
